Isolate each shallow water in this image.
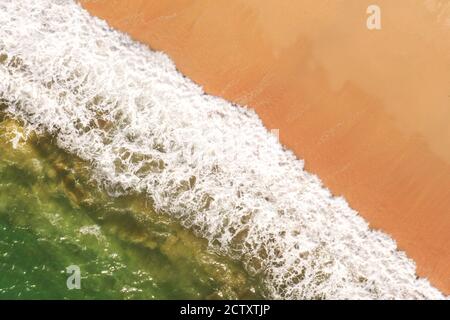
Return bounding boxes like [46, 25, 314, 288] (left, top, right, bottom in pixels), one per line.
[0, 117, 262, 299]
[0, 0, 444, 299]
[80, 0, 450, 294]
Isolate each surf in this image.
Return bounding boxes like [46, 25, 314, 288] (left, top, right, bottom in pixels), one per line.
[0, 0, 444, 299]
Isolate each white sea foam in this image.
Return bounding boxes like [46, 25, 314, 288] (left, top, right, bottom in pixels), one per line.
[0, 0, 444, 299]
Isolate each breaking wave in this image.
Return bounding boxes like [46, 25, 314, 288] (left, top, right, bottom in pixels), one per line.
[0, 0, 444, 299]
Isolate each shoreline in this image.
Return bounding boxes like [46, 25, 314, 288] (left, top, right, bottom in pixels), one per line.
[80, 0, 450, 294]
[1, 0, 445, 298]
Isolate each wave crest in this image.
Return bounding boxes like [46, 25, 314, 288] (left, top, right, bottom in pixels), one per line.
[0, 0, 444, 299]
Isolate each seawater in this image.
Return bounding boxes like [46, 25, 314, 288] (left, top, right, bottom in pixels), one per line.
[0, 0, 445, 299]
[0, 117, 262, 299]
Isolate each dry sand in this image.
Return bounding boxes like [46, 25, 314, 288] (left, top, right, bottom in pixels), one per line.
[80, 0, 450, 294]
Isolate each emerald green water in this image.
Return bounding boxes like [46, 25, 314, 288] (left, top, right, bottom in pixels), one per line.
[0, 116, 263, 299]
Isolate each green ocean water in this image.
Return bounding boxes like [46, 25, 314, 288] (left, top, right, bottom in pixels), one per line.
[0, 116, 263, 299]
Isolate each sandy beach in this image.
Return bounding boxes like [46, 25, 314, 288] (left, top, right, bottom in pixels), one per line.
[80, 0, 450, 294]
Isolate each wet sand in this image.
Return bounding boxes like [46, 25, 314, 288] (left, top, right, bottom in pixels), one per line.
[80, 0, 450, 294]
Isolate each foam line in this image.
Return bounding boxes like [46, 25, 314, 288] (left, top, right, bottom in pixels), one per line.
[0, 0, 444, 299]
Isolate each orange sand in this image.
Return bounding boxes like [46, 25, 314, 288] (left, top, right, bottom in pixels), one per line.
[80, 0, 450, 294]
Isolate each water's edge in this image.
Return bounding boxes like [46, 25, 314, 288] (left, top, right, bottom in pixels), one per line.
[0, 0, 444, 299]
